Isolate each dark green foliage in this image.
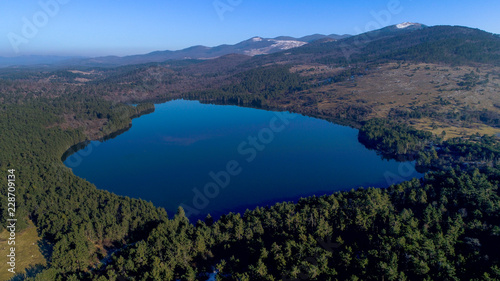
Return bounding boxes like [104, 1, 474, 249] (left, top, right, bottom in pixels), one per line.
[418, 134, 500, 170]
[204, 65, 310, 101]
[181, 65, 311, 109]
[312, 26, 500, 66]
[0, 97, 167, 279]
[230, 66, 307, 97]
[358, 118, 435, 156]
[87, 133, 500, 281]
[2, 84, 498, 280]
[88, 166, 500, 281]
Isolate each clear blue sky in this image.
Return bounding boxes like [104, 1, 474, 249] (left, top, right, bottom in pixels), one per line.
[1, 0, 499, 57]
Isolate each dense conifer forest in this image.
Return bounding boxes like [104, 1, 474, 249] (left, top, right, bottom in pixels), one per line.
[0, 25, 499, 280]
[1, 77, 498, 281]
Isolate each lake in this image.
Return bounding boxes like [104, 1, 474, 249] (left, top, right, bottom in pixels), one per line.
[64, 100, 422, 220]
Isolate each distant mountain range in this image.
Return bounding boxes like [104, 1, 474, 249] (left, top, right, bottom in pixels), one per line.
[2, 22, 497, 69]
[282, 23, 500, 66]
[0, 33, 351, 68]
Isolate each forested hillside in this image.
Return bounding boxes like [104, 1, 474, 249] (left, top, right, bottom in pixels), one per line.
[85, 167, 500, 281]
[0, 24, 499, 280]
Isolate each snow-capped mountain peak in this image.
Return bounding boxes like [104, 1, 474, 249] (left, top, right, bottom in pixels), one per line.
[243, 38, 307, 56]
[251, 36, 263, 42]
[396, 22, 418, 29]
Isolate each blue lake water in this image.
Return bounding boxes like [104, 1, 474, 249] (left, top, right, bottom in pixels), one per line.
[64, 100, 422, 220]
